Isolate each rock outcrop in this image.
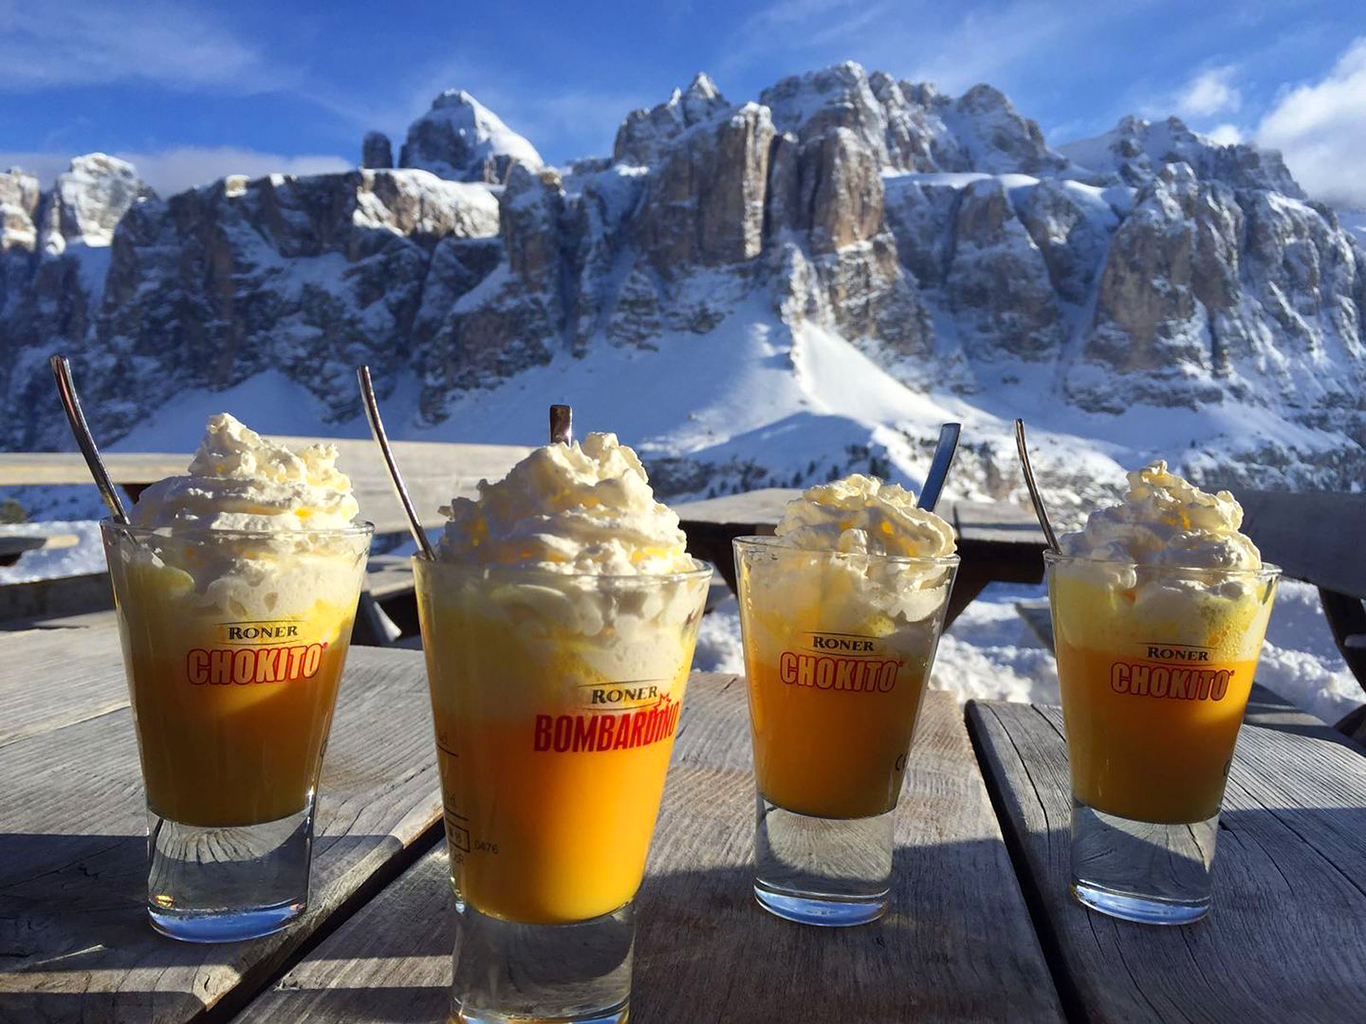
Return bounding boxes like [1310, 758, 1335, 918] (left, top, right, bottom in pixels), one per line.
[39, 155, 154, 255]
[362, 131, 393, 169]
[614, 73, 729, 166]
[399, 90, 543, 183]
[1060, 115, 1303, 196]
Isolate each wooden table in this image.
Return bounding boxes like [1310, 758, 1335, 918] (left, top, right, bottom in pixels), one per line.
[675, 488, 1047, 625]
[7, 622, 1365, 1022]
[0, 628, 443, 1022]
[968, 686, 1366, 1023]
[0, 626, 1062, 1022]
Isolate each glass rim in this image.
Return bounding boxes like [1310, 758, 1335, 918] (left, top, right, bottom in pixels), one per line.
[1043, 548, 1281, 579]
[100, 517, 376, 540]
[412, 553, 715, 584]
[732, 534, 961, 567]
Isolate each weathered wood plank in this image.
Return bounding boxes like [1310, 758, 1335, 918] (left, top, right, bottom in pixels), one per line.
[236, 676, 1064, 1023]
[0, 440, 530, 538]
[0, 627, 128, 746]
[967, 697, 1366, 1023]
[0, 572, 114, 624]
[0, 642, 443, 1023]
[673, 488, 800, 529]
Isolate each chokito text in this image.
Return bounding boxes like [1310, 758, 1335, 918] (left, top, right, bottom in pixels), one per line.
[1110, 661, 1233, 701]
[780, 651, 899, 693]
[187, 644, 326, 685]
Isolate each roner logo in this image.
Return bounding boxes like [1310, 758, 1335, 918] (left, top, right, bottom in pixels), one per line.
[1144, 643, 1211, 663]
[590, 683, 659, 706]
[810, 635, 876, 652]
[227, 624, 299, 641]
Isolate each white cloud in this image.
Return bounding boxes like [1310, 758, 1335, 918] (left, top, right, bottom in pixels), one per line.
[0, 147, 351, 196]
[1205, 123, 1243, 145]
[1174, 65, 1242, 118]
[0, 0, 279, 91]
[1257, 36, 1366, 207]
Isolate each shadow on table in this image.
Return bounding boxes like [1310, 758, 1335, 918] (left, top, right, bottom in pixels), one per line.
[0, 829, 416, 990]
[633, 839, 1061, 1023]
[217, 835, 1060, 1024]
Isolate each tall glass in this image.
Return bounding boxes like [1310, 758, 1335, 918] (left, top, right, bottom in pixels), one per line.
[1046, 552, 1280, 924]
[733, 537, 959, 926]
[101, 521, 372, 942]
[414, 557, 712, 1024]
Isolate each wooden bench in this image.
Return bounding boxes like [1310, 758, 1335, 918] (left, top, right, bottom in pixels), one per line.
[0, 437, 532, 540]
[0, 531, 79, 568]
[1236, 490, 1366, 734]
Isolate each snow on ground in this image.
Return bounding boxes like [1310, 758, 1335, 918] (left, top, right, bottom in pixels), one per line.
[693, 595, 745, 675]
[0, 520, 106, 584]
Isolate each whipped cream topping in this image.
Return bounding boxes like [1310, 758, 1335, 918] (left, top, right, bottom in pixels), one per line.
[131, 413, 360, 532]
[438, 432, 693, 576]
[1059, 461, 1261, 570]
[775, 475, 956, 558]
[121, 414, 367, 624]
[744, 475, 957, 631]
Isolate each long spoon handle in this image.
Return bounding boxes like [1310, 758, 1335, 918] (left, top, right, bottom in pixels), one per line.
[357, 366, 436, 561]
[1014, 418, 1060, 552]
[917, 422, 960, 513]
[50, 355, 129, 525]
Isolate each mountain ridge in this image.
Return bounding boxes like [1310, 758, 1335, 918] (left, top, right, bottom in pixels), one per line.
[1, 61, 1361, 515]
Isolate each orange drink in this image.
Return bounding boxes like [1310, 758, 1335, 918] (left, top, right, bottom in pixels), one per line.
[735, 529, 958, 926]
[1050, 558, 1277, 827]
[103, 520, 371, 939]
[1054, 638, 1262, 824]
[98, 412, 371, 943]
[419, 428, 710, 1023]
[414, 558, 708, 925]
[1044, 459, 1280, 925]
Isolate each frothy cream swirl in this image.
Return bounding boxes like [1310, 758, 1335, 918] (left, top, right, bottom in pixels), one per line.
[775, 475, 956, 557]
[131, 413, 360, 532]
[438, 432, 692, 576]
[1059, 461, 1261, 570]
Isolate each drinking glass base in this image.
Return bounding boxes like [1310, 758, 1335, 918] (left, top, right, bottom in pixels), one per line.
[752, 881, 887, 927]
[1071, 880, 1210, 926]
[149, 900, 304, 943]
[1070, 798, 1219, 926]
[752, 793, 894, 928]
[451, 999, 628, 1024]
[146, 805, 313, 943]
[451, 900, 633, 1023]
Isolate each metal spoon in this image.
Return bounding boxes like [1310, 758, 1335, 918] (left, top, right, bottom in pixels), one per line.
[549, 404, 572, 445]
[356, 366, 436, 561]
[50, 355, 129, 525]
[916, 422, 961, 513]
[1013, 418, 1060, 552]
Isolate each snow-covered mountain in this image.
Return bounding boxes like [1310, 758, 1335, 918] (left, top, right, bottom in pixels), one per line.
[2, 62, 1363, 518]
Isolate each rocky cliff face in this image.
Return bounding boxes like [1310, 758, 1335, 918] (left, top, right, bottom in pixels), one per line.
[398, 90, 543, 183]
[2, 63, 1363, 502]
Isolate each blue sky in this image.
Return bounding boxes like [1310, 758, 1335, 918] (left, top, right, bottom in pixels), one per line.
[3, 0, 1365, 203]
